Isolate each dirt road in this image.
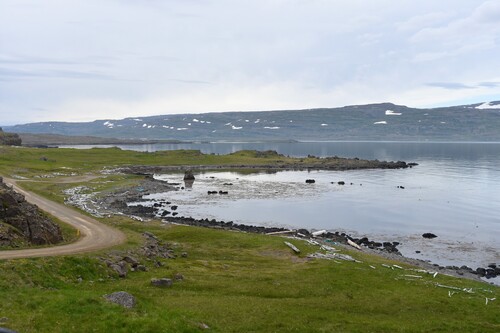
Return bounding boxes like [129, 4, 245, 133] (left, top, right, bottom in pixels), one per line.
[0, 178, 126, 260]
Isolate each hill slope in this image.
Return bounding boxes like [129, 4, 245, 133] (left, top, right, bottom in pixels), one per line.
[5, 101, 500, 141]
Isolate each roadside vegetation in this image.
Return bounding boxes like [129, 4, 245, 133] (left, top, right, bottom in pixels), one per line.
[0, 146, 499, 332]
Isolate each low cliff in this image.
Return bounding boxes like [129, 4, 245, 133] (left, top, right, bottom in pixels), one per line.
[0, 178, 63, 247]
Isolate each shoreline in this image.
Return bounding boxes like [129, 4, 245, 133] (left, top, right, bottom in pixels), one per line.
[159, 215, 495, 284]
[93, 173, 499, 285]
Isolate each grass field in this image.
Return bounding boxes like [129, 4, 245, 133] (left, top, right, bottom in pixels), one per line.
[0, 146, 499, 332]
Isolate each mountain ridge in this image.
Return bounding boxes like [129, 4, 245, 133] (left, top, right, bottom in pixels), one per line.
[4, 101, 500, 142]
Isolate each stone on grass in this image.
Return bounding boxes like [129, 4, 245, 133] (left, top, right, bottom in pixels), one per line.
[151, 278, 173, 287]
[104, 291, 136, 308]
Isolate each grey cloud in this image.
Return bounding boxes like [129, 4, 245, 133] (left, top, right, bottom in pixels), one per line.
[168, 78, 212, 85]
[426, 82, 475, 89]
[478, 82, 500, 88]
[0, 67, 115, 81]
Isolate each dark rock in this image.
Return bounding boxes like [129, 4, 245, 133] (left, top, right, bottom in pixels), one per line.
[218, 191, 228, 195]
[297, 228, 311, 237]
[415, 250, 421, 253]
[171, 205, 178, 211]
[174, 273, 184, 281]
[183, 170, 195, 181]
[136, 265, 148, 272]
[337, 181, 345, 185]
[104, 291, 136, 308]
[151, 278, 173, 287]
[122, 256, 139, 266]
[109, 261, 128, 278]
[476, 267, 486, 277]
[305, 179, 315, 184]
[422, 233, 437, 239]
[485, 269, 497, 278]
[487, 263, 497, 269]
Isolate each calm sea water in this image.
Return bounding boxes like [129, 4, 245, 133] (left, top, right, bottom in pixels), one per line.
[65, 142, 500, 277]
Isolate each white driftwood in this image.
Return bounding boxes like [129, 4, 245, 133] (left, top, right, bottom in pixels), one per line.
[485, 297, 496, 305]
[307, 252, 337, 260]
[320, 244, 339, 252]
[312, 230, 327, 237]
[392, 264, 403, 269]
[347, 239, 361, 250]
[306, 239, 320, 246]
[403, 274, 422, 278]
[284, 241, 300, 253]
[436, 283, 461, 291]
[267, 230, 295, 235]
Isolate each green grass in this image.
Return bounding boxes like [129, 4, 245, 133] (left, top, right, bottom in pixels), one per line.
[0, 145, 499, 332]
[0, 146, 310, 178]
[0, 223, 498, 332]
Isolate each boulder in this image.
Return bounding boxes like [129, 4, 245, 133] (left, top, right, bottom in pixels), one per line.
[422, 233, 437, 239]
[151, 278, 173, 287]
[305, 179, 315, 184]
[103, 291, 136, 308]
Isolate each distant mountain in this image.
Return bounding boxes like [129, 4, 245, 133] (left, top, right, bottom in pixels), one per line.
[4, 101, 500, 142]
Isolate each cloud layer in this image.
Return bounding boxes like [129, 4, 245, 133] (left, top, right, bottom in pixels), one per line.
[1, 0, 500, 124]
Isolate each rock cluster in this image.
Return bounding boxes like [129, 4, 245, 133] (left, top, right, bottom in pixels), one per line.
[102, 232, 176, 278]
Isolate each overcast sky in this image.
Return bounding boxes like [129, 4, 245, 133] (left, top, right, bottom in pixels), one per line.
[1, 0, 500, 125]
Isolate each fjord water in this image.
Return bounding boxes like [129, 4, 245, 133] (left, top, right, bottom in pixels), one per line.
[70, 142, 500, 273]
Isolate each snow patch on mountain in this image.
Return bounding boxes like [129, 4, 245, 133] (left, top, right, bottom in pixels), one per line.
[385, 110, 402, 115]
[476, 102, 500, 109]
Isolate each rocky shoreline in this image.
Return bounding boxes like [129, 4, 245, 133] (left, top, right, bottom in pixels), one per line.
[85, 174, 499, 283]
[158, 215, 498, 282]
[62, 159, 498, 284]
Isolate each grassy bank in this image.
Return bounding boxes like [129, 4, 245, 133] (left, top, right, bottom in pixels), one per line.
[0, 145, 499, 332]
[0, 221, 498, 332]
[0, 146, 300, 177]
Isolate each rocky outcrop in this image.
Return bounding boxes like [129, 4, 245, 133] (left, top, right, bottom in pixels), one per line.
[0, 128, 21, 146]
[0, 178, 63, 245]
